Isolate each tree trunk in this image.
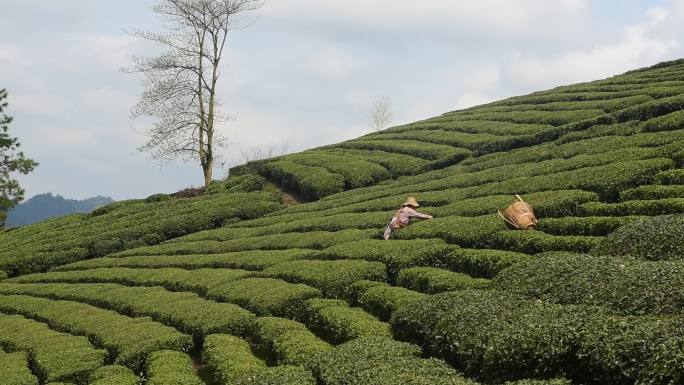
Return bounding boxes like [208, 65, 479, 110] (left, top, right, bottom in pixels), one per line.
[203, 159, 213, 189]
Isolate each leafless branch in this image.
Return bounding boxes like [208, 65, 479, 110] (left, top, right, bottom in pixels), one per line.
[125, 0, 263, 187]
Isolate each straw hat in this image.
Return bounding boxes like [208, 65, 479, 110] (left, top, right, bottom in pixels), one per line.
[403, 197, 420, 207]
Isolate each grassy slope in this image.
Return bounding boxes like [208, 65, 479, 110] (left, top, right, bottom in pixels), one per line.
[1, 60, 684, 385]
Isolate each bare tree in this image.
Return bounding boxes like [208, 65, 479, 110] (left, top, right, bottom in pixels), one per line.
[125, 0, 263, 188]
[238, 142, 290, 164]
[369, 97, 395, 131]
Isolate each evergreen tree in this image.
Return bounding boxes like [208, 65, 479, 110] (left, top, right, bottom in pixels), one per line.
[0, 89, 38, 227]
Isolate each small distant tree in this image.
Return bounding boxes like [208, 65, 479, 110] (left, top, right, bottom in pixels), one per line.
[369, 97, 395, 131]
[0, 89, 38, 227]
[237, 142, 290, 164]
[125, 0, 264, 189]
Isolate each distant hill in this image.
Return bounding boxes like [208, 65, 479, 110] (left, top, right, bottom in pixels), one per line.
[5, 193, 114, 227]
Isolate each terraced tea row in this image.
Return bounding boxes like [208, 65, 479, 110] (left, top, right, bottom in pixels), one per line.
[0, 192, 283, 276]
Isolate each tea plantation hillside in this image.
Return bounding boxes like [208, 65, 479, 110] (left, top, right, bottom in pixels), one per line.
[0, 188, 284, 276]
[1, 60, 684, 385]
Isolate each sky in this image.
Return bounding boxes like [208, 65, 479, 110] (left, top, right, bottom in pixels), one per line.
[1, 0, 684, 200]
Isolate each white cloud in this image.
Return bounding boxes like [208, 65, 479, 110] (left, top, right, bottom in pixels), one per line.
[0, 44, 19, 61]
[305, 48, 360, 78]
[502, 6, 680, 90]
[264, 0, 591, 41]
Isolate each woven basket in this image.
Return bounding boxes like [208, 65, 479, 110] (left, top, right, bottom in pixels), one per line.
[498, 195, 538, 230]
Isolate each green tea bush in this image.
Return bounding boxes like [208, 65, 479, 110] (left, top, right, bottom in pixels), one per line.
[144, 193, 171, 203]
[285, 153, 391, 189]
[176, 211, 391, 242]
[461, 95, 652, 114]
[389, 119, 552, 136]
[557, 121, 642, 144]
[451, 108, 606, 126]
[116, 229, 376, 256]
[0, 294, 192, 370]
[614, 94, 684, 122]
[592, 215, 684, 261]
[440, 248, 532, 278]
[577, 313, 684, 384]
[538, 216, 642, 236]
[207, 278, 321, 318]
[246, 366, 316, 385]
[656, 169, 684, 185]
[578, 198, 684, 216]
[318, 148, 430, 177]
[208, 174, 267, 194]
[392, 289, 586, 383]
[88, 366, 139, 385]
[0, 282, 256, 338]
[202, 334, 265, 384]
[203, 334, 317, 385]
[620, 185, 684, 200]
[491, 231, 603, 254]
[302, 298, 391, 343]
[364, 129, 513, 151]
[395, 215, 506, 248]
[641, 109, 684, 132]
[10, 267, 250, 295]
[57, 249, 312, 272]
[397, 267, 490, 294]
[0, 351, 38, 385]
[257, 160, 346, 200]
[316, 337, 477, 385]
[493, 253, 684, 315]
[258, 260, 387, 298]
[356, 282, 426, 321]
[430, 190, 598, 218]
[311, 239, 454, 277]
[504, 380, 572, 385]
[0, 313, 106, 383]
[0, 192, 283, 276]
[253, 317, 332, 368]
[145, 350, 203, 385]
[336, 139, 469, 161]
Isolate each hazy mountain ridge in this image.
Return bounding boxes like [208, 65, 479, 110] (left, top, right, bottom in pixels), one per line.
[6, 193, 114, 227]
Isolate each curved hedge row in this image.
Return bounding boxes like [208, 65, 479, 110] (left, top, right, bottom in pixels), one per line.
[0, 192, 283, 276]
[0, 351, 38, 385]
[302, 298, 391, 344]
[203, 334, 316, 385]
[253, 317, 332, 368]
[493, 253, 684, 315]
[396, 267, 490, 294]
[578, 198, 684, 216]
[592, 214, 684, 261]
[0, 294, 192, 370]
[0, 282, 256, 338]
[256, 160, 346, 201]
[538, 216, 642, 236]
[392, 289, 585, 383]
[10, 267, 250, 295]
[620, 185, 684, 200]
[55, 249, 312, 272]
[258, 260, 387, 298]
[0, 313, 106, 383]
[145, 350, 203, 385]
[310, 239, 454, 277]
[285, 153, 391, 189]
[352, 281, 426, 321]
[88, 366, 139, 385]
[207, 278, 321, 318]
[315, 337, 477, 385]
